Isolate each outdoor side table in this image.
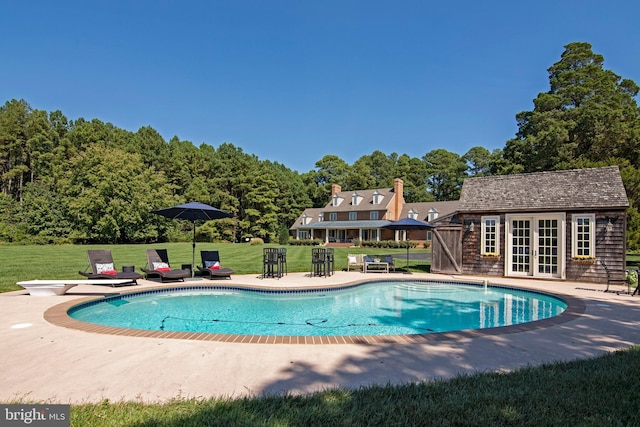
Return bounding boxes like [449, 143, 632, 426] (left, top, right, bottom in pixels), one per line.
[122, 265, 135, 273]
[181, 264, 192, 275]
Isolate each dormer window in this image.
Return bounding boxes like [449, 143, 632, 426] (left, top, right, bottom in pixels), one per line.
[408, 209, 418, 220]
[332, 194, 340, 207]
[428, 208, 438, 222]
[372, 191, 382, 205]
[302, 213, 309, 225]
[351, 192, 362, 206]
[318, 212, 324, 222]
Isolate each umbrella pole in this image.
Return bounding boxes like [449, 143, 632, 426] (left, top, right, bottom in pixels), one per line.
[192, 220, 196, 278]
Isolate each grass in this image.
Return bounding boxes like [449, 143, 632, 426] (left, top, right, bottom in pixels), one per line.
[60, 345, 640, 426]
[0, 243, 425, 293]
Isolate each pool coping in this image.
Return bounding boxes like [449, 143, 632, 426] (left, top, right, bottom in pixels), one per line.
[44, 278, 586, 344]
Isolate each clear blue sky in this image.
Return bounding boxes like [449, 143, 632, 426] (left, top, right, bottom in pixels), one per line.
[2, 1, 639, 173]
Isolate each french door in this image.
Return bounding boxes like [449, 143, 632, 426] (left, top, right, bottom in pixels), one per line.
[506, 214, 565, 279]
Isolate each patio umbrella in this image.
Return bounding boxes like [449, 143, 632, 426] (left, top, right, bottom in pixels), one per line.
[382, 217, 435, 273]
[152, 202, 232, 276]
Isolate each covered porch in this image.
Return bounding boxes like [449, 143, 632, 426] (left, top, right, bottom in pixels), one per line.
[293, 220, 395, 244]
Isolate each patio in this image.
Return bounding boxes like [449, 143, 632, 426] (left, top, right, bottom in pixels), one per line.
[1, 272, 638, 403]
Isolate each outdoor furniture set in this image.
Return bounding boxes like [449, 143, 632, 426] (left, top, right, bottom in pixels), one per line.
[310, 248, 335, 277]
[262, 247, 287, 279]
[348, 254, 395, 273]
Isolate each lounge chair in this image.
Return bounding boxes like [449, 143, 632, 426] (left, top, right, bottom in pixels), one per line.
[142, 249, 191, 282]
[197, 250, 234, 279]
[78, 250, 142, 285]
[347, 254, 364, 271]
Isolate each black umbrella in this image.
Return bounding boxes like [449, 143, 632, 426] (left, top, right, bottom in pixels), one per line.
[382, 217, 435, 273]
[152, 202, 232, 276]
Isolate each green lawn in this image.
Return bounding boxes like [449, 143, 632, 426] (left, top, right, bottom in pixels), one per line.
[0, 243, 425, 293]
[62, 345, 640, 426]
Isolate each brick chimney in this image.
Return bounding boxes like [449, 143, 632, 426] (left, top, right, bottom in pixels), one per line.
[393, 178, 404, 221]
[331, 184, 342, 196]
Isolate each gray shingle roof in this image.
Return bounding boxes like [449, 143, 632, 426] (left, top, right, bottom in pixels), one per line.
[458, 166, 629, 213]
[400, 201, 460, 220]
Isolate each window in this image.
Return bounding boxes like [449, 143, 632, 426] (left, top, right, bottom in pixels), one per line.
[408, 209, 417, 220]
[349, 212, 357, 220]
[352, 192, 360, 206]
[373, 191, 382, 205]
[329, 213, 337, 221]
[572, 214, 595, 258]
[318, 213, 324, 222]
[481, 216, 499, 256]
[428, 208, 438, 222]
[332, 194, 340, 207]
[370, 211, 379, 220]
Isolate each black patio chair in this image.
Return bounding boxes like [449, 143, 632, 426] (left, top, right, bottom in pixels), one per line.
[198, 250, 234, 279]
[262, 248, 283, 278]
[311, 248, 333, 277]
[142, 249, 191, 282]
[78, 249, 141, 285]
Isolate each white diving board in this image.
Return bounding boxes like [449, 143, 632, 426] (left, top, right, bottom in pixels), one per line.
[16, 279, 134, 296]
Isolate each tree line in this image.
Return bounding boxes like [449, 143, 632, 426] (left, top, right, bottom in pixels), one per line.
[1, 42, 638, 249]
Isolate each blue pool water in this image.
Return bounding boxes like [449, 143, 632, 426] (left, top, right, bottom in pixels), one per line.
[69, 281, 567, 337]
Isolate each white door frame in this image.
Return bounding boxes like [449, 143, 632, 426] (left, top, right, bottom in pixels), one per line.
[504, 213, 566, 279]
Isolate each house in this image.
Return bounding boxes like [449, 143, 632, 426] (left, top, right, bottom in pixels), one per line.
[290, 179, 459, 244]
[430, 166, 629, 284]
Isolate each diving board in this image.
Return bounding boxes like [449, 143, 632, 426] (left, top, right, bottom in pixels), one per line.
[17, 279, 134, 296]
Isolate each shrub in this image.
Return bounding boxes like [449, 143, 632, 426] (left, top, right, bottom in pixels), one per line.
[627, 269, 639, 287]
[250, 237, 264, 245]
[360, 240, 419, 249]
[288, 238, 323, 246]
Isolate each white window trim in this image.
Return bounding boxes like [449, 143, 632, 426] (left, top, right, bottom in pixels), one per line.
[571, 213, 596, 259]
[349, 212, 357, 220]
[373, 191, 381, 205]
[329, 212, 337, 221]
[481, 215, 500, 256]
[370, 211, 379, 220]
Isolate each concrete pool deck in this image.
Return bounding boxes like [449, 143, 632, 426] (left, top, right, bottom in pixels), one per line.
[1, 271, 639, 403]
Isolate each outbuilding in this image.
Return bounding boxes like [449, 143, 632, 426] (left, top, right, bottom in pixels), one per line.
[431, 166, 629, 284]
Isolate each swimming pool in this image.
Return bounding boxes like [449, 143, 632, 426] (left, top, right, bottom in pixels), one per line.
[68, 280, 567, 338]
